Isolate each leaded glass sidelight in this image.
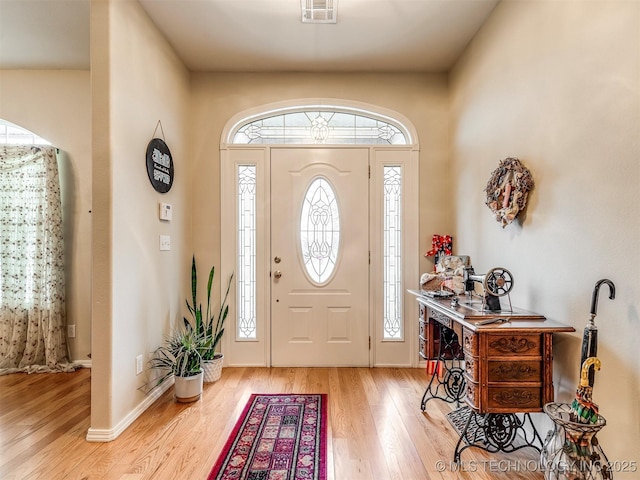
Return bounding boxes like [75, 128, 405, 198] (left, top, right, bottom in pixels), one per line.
[383, 166, 402, 339]
[237, 165, 257, 339]
[300, 177, 340, 284]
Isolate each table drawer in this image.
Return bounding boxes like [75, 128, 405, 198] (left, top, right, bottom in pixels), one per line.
[464, 353, 479, 383]
[488, 360, 542, 383]
[428, 308, 452, 329]
[487, 334, 541, 357]
[419, 335, 428, 359]
[463, 328, 478, 356]
[419, 320, 427, 339]
[465, 376, 480, 410]
[488, 386, 542, 410]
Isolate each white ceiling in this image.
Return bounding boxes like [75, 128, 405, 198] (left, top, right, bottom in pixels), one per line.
[0, 0, 499, 72]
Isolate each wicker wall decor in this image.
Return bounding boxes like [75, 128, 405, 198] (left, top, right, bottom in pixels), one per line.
[484, 157, 534, 228]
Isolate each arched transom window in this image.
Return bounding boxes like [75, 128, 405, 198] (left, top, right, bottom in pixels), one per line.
[0, 119, 50, 145]
[231, 108, 409, 145]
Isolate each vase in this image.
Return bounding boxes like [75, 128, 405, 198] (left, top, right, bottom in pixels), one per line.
[541, 402, 612, 480]
[202, 354, 224, 383]
[174, 370, 204, 403]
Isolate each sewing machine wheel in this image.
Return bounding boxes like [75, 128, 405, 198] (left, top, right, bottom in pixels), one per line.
[484, 268, 514, 297]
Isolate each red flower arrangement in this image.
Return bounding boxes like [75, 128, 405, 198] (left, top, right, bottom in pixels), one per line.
[425, 234, 452, 258]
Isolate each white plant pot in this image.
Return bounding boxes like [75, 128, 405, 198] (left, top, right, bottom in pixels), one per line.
[202, 354, 224, 383]
[174, 370, 203, 403]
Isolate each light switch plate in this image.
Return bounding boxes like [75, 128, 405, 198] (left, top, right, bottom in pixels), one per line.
[159, 235, 171, 251]
[136, 354, 144, 375]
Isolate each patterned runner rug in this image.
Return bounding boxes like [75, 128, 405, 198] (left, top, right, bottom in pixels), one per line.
[208, 394, 328, 480]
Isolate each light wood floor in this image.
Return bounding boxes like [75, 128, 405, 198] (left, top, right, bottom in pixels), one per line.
[0, 367, 544, 480]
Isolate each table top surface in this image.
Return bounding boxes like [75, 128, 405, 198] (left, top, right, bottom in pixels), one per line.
[408, 289, 575, 333]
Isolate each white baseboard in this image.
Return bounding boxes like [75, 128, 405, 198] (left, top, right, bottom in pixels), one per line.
[85, 378, 174, 442]
[74, 359, 92, 368]
[371, 362, 414, 368]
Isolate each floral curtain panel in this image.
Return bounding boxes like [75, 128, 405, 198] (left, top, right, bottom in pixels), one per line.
[0, 145, 75, 374]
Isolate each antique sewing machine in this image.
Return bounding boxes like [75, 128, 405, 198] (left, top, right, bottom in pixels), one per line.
[410, 261, 575, 462]
[462, 266, 514, 312]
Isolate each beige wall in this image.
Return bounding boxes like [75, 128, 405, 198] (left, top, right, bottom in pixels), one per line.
[90, 0, 191, 433]
[6, 1, 638, 460]
[0, 69, 92, 364]
[190, 72, 452, 276]
[450, 0, 640, 468]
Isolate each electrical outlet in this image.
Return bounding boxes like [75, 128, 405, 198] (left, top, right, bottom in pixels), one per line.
[136, 354, 144, 375]
[67, 325, 76, 338]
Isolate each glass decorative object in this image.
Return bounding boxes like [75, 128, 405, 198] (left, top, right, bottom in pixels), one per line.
[541, 402, 612, 480]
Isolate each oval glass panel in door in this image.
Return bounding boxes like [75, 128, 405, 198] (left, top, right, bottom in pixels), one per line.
[300, 176, 340, 284]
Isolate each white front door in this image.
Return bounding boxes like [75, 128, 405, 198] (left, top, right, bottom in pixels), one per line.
[270, 148, 370, 366]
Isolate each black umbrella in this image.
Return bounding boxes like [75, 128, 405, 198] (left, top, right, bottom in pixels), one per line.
[581, 279, 615, 387]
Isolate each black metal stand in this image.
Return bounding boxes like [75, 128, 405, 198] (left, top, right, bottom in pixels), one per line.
[448, 407, 544, 462]
[420, 323, 465, 411]
[420, 321, 544, 462]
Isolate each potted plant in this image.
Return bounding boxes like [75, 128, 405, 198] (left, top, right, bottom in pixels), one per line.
[149, 324, 206, 403]
[186, 255, 233, 383]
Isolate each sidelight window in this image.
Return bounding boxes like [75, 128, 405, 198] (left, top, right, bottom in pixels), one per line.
[383, 166, 402, 339]
[237, 165, 257, 339]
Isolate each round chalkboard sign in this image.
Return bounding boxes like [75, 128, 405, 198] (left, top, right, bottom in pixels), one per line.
[146, 138, 174, 193]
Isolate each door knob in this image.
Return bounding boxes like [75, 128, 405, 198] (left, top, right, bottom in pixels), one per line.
[274, 270, 282, 279]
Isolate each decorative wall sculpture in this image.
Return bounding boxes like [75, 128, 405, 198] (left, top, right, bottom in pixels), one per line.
[484, 157, 534, 228]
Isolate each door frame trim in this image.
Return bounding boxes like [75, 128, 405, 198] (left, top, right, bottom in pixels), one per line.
[220, 100, 420, 368]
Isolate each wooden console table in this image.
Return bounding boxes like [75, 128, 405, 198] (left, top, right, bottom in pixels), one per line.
[409, 290, 575, 461]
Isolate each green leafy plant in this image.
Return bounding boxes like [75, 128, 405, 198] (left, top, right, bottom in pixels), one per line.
[149, 326, 204, 381]
[186, 255, 233, 361]
[147, 256, 232, 387]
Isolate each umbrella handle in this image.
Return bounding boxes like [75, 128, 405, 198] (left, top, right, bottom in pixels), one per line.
[580, 357, 601, 387]
[590, 279, 615, 317]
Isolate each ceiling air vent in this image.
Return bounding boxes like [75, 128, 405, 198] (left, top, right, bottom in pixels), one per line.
[301, 0, 337, 24]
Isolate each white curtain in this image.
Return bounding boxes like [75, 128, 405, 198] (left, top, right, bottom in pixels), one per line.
[0, 145, 76, 374]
